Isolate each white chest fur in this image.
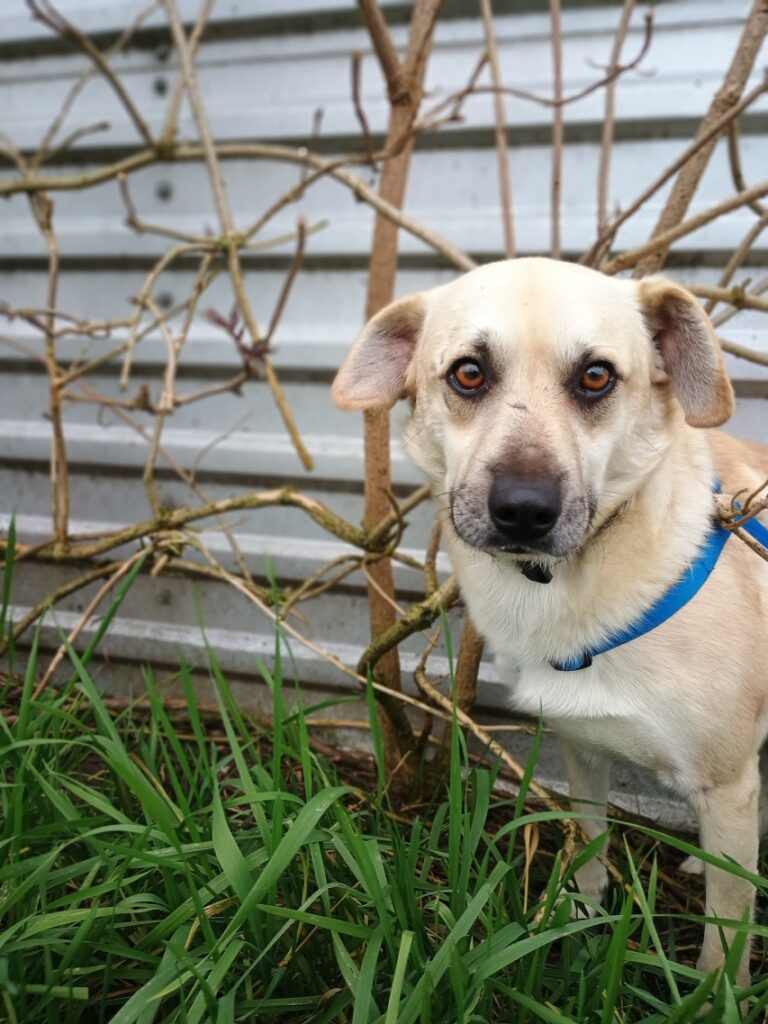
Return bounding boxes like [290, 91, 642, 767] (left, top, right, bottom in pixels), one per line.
[505, 654, 699, 791]
[446, 495, 733, 797]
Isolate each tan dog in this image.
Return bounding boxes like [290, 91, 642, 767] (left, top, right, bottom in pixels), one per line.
[333, 257, 768, 983]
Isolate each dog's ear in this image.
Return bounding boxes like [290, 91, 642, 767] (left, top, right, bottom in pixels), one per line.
[637, 276, 734, 428]
[332, 293, 426, 410]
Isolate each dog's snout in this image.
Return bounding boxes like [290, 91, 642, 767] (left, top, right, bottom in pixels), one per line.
[488, 477, 562, 544]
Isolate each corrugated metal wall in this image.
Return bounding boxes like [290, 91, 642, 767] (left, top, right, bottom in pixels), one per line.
[1, 1, 767, 783]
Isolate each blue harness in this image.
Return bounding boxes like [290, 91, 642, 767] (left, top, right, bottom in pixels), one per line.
[550, 485, 768, 672]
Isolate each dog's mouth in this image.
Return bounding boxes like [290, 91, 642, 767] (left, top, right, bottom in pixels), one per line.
[449, 486, 596, 561]
[496, 542, 543, 556]
[456, 524, 573, 560]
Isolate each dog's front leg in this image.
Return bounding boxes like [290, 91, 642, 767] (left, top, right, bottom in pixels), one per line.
[559, 738, 610, 909]
[691, 758, 759, 986]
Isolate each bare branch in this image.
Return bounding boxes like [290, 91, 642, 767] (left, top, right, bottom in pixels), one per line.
[165, 0, 313, 470]
[597, 0, 636, 235]
[705, 212, 768, 314]
[464, 7, 652, 112]
[479, 0, 515, 257]
[265, 218, 308, 344]
[549, 0, 563, 259]
[351, 51, 378, 170]
[719, 335, 768, 368]
[600, 178, 768, 275]
[727, 120, 768, 218]
[358, 0, 402, 99]
[27, 0, 156, 149]
[31, 0, 161, 168]
[32, 549, 149, 699]
[160, 0, 215, 147]
[689, 283, 768, 316]
[581, 72, 768, 268]
[633, 0, 768, 276]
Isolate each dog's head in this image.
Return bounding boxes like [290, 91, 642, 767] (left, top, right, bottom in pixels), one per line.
[333, 258, 733, 562]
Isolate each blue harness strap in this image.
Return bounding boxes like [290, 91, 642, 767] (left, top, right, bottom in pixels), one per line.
[551, 485, 768, 672]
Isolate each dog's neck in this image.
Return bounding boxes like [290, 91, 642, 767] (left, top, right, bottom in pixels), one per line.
[577, 425, 714, 574]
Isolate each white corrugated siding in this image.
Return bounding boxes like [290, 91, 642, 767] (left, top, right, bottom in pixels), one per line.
[1, 2, 766, 794]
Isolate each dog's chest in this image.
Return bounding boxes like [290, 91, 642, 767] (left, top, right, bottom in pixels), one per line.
[457, 556, 702, 785]
[508, 660, 697, 787]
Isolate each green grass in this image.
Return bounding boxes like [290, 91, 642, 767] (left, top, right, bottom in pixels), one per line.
[1, 573, 768, 1021]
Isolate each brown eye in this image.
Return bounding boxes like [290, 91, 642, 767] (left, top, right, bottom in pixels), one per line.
[577, 362, 614, 397]
[449, 360, 485, 395]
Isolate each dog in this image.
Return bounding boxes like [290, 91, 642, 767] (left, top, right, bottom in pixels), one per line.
[333, 257, 768, 984]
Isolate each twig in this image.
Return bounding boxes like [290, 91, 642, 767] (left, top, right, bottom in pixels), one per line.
[718, 336, 768, 368]
[351, 52, 377, 170]
[121, 241, 203, 388]
[712, 275, 768, 328]
[189, 409, 254, 482]
[41, 121, 110, 162]
[597, 0, 636, 236]
[549, 0, 563, 259]
[454, 11, 653, 113]
[7, 488, 370, 563]
[0, 560, 125, 655]
[723, 479, 768, 526]
[356, 576, 460, 677]
[159, 0, 215, 147]
[726, 525, 768, 564]
[358, 0, 403, 103]
[416, 51, 488, 132]
[600, 178, 768, 275]
[60, 287, 222, 388]
[265, 218, 308, 344]
[727, 120, 768, 218]
[146, 297, 178, 413]
[454, 618, 484, 714]
[0, 142, 477, 271]
[687, 284, 768, 315]
[32, 549, 148, 700]
[30, 0, 161, 169]
[299, 107, 324, 188]
[167, 549, 457, 728]
[704, 211, 768, 314]
[86, 386, 256, 583]
[164, 0, 313, 470]
[423, 518, 442, 596]
[280, 553, 364, 618]
[118, 172, 210, 245]
[479, 0, 515, 258]
[27, 0, 156, 150]
[716, 484, 768, 562]
[632, 0, 768, 276]
[581, 72, 768, 268]
[32, 190, 70, 548]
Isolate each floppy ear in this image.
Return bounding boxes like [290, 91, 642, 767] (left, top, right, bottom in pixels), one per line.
[637, 276, 734, 428]
[332, 292, 426, 411]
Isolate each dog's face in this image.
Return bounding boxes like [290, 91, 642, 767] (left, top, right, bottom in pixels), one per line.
[333, 258, 733, 562]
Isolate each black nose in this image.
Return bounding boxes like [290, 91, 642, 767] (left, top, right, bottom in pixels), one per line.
[488, 477, 562, 543]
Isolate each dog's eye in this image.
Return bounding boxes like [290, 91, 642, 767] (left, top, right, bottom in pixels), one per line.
[449, 359, 485, 395]
[576, 362, 615, 398]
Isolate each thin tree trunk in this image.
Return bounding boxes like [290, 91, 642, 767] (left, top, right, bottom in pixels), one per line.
[359, 0, 444, 797]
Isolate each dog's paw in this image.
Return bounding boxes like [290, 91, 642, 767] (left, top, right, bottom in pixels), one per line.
[680, 855, 705, 876]
[574, 858, 609, 904]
